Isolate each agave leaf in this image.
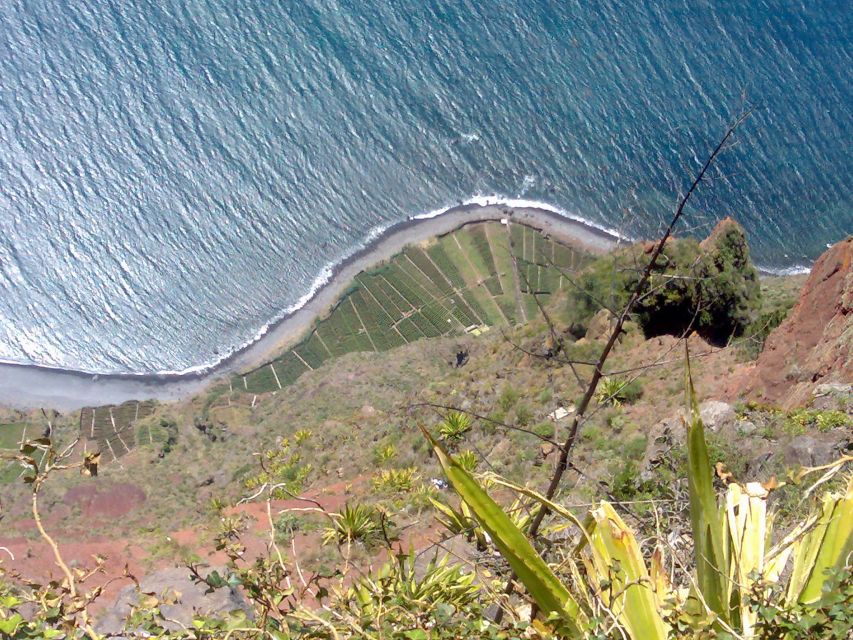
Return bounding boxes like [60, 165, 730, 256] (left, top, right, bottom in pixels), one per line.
[487, 477, 589, 538]
[787, 474, 853, 605]
[430, 497, 488, 549]
[421, 426, 584, 634]
[430, 497, 464, 528]
[585, 502, 668, 640]
[684, 349, 730, 623]
[724, 482, 770, 636]
[649, 547, 671, 610]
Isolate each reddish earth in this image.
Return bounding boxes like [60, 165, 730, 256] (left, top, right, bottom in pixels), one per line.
[733, 237, 852, 407]
[64, 482, 147, 519]
[4, 238, 848, 621]
[1, 475, 444, 616]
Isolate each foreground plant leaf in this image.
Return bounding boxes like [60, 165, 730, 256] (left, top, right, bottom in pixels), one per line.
[585, 502, 668, 639]
[787, 474, 853, 605]
[684, 348, 730, 624]
[725, 481, 770, 635]
[421, 426, 584, 635]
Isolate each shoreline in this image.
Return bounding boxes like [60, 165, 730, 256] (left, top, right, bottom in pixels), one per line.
[0, 202, 620, 411]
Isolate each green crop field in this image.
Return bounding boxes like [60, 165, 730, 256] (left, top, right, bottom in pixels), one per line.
[0, 422, 27, 450]
[79, 399, 156, 462]
[231, 221, 590, 395]
[0, 422, 31, 484]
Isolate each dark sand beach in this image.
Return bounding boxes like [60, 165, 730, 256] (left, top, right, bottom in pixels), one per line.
[0, 203, 620, 411]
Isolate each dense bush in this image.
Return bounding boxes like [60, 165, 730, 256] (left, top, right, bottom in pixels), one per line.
[565, 221, 761, 345]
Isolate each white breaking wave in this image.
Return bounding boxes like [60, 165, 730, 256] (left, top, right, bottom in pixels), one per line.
[412, 194, 631, 241]
[755, 263, 812, 276]
[152, 222, 396, 377]
[0, 196, 815, 379]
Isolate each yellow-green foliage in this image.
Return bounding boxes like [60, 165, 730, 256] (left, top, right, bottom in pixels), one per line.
[243, 438, 312, 497]
[438, 411, 472, 443]
[371, 467, 419, 493]
[373, 443, 396, 464]
[425, 360, 853, 639]
[322, 503, 385, 546]
[343, 549, 479, 621]
[294, 429, 312, 444]
[455, 449, 478, 472]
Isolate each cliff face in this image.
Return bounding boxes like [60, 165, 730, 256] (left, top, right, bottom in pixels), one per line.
[742, 237, 852, 407]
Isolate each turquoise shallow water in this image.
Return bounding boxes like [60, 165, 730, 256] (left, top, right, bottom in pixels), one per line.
[0, 0, 850, 374]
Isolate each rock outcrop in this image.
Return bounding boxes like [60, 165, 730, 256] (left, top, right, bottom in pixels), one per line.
[96, 566, 251, 635]
[742, 237, 852, 408]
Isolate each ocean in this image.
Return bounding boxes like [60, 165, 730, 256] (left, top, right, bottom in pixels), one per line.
[0, 0, 850, 375]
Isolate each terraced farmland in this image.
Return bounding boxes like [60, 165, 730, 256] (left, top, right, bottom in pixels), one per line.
[0, 422, 31, 483]
[236, 221, 589, 395]
[79, 399, 157, 462]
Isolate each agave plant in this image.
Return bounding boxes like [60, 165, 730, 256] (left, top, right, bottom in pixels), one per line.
[456, 449, 478, 472]
[373, 443, 396, 464]
[293, 428, 312, 444]
[594, 376, 634, 407]
[371, 466, 420, 493]
[438, 410, 472, 443]
[422, 356, 853, 638]
[344, 549, 480, 620]
[321, 503, 385, 546]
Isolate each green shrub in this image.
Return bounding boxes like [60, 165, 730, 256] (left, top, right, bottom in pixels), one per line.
[816, 411, 850, 432]
[784, 408, 851, 434]
[514, 403, 533, 427]
[273, 512, 317, 541]
[243, 439, 312, 497]
[371, 467, 420, 493]
[564, 223, 761, 346]
[499, 385, 520, 412]
[750, 566, 853, 639]
[610, 460, 641, 502]
[533, 422, 555, 439]
[623, 435, 648, 461]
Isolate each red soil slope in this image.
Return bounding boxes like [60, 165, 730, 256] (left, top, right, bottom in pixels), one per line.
[737, 237, 852, 407]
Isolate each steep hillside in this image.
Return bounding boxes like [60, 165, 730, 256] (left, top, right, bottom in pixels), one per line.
[735, 236, 852, 407]
[2, 226, 850, 637]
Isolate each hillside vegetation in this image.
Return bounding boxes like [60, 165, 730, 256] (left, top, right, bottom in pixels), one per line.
[0, 223, 850, 639]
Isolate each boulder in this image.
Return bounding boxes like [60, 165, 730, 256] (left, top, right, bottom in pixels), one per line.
[96, 566, 251, 635]
[811, 383, 852, 412]
[736, 419, 758, 436]
[782, 433, 851, 468]
[585, 309, 614, 341]
[698, 401, 736, 435]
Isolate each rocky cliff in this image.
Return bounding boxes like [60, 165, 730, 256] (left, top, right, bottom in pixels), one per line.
[740, 237, 852, 408]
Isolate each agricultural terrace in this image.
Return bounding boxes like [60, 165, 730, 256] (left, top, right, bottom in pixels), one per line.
[79, 400, 157, 463]
[235, 221, 590, 395]
[0, 422, 33, 483]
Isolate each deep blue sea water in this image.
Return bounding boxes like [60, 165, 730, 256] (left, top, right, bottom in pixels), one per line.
[0, 0, 850, 374]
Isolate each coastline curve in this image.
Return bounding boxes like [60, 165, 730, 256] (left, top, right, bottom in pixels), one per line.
[0, 202, 620, 410]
